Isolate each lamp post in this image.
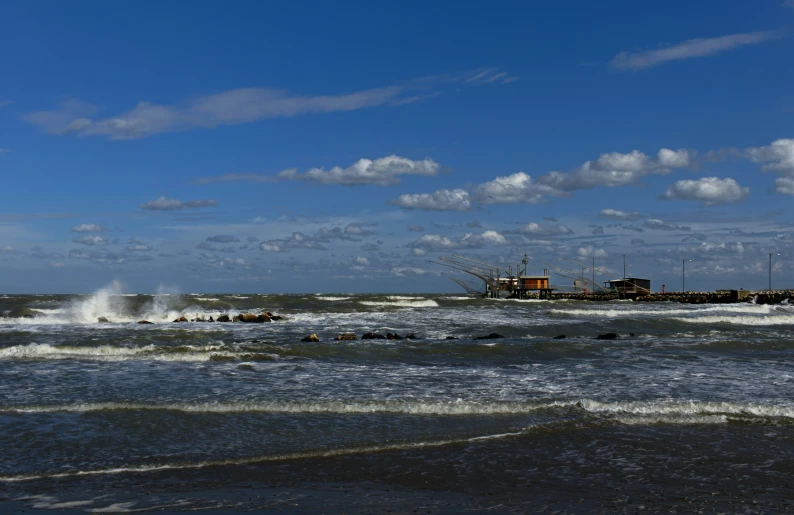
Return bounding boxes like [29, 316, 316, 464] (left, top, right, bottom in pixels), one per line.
[682, 259, 691, 292]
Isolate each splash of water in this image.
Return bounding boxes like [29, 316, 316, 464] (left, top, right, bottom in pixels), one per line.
[67, 280, 127, 324]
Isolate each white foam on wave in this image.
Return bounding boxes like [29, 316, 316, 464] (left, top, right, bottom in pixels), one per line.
[1, 399, 574, 415]
[360, 299, 439, 308]
[0, 343, 237, 362]
[549, 303, 780, 318]
[316, 296, 351, 301]
[193, 297, 220, 302]
[672, 314, 794, 326]
[579, 398, 794, 420]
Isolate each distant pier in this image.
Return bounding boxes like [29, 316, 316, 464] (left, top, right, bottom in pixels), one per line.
[546, 289, 793, 304]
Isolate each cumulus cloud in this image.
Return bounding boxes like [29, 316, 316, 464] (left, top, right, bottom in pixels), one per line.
[411, 248, 427, 256]
[259, 232, 328, 253]
[775, 177, 794, 195]
[390, 147, 694, 210]
[71, 224, 107, 233]
[72, 235, 108, 246]
[355, 256, 370, 266]
[643, 219, 691, 231]
[472, 172, 558, 204]
[598, 209, 642, 220]
[611, 29, 783, 70]
[461, 230, 508, 248]
[537, 148, 694, 191]
[390, 189, 471, 211]
[662, 177, 749, 205]
[344, 223, 374, 236]
[408, 231, 508, 251]
[140, 197, 217, 211]
[577, 246, 608, 258]
[408, 234, 457, 251]
[517, 222, 573, 237]
[745, 138, 794, 194]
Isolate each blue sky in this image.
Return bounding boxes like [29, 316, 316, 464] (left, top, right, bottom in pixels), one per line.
[1, 0, 793, 293]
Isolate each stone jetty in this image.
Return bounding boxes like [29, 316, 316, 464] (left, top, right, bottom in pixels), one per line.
[547, 289, 793, 305]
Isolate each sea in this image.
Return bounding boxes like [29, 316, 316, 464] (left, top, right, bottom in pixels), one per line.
[1, 283, 793, 513]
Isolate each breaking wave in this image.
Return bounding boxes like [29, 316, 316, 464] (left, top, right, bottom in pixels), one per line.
[359, 299, 439, 308]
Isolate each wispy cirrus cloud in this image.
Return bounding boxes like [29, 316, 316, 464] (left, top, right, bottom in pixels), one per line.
[23, 69, 518, 140]
[0, 100, 11, 109]
[196, 155, 441, 187]
[612, 29, 784, 70]
[139, 197, 218, 211]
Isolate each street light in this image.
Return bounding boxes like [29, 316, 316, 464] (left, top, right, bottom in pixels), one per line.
[682, 259, 691, 292]
[769, 253, 780, 291]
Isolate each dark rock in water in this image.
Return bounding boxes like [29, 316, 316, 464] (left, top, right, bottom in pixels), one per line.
[137, 320, 153, 325]
[386, 333, 404, 340]
[629, 332, 635, 337]
[263, 311, 274, 317]
[445, 336, 458, 340]
[22, 314, 34, 318]
[361, 332, 386, 340]
[596, 332, 619, 340]
[405, 333, 418, 339]
[238, 313, 266, 323]
[173, 316, 188, 323]
[474, 333, 505, 340]
[553, 334, 566, 339]
[233, 315, 240, 322]
[208, 316, 214, 322]
[216, 314, 231, 323]
[301, 334, 320, 342]
[269, 315, 283, 321]
[335, 333, 357, 341]
[97, 317, 110, 323]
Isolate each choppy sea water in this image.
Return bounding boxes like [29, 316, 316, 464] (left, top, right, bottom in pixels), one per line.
[1, 285, 793, 513]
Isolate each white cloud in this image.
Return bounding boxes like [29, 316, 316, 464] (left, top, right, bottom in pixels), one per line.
[577, 246, 608, 259]
[662, 177, 749, 205]
[461, 230, 508, 247]
[344, 223, 374, 236]
[411, 248, 427, 256]
[538, 148, 693, 191]
[408, 234, 457, 250]
[72, 235, 108, 246]
[643, 219, 691, 231]
[745, 138, 794, 173]
[775, 177, 794, 195]
[71, 224, 106, 233]
[408, 231, 508, 251]
[517, 222, 573, 236]
[140, 197, 218, 211]
[611, 29, 783, 70]
[598, 209, 642, 220]
[280, 155, 440, 186]
[355, 256, 370, 266]
[473, 172, 559, 204]
[390, 189, 471, 211]
[745, 138, 794, 194]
